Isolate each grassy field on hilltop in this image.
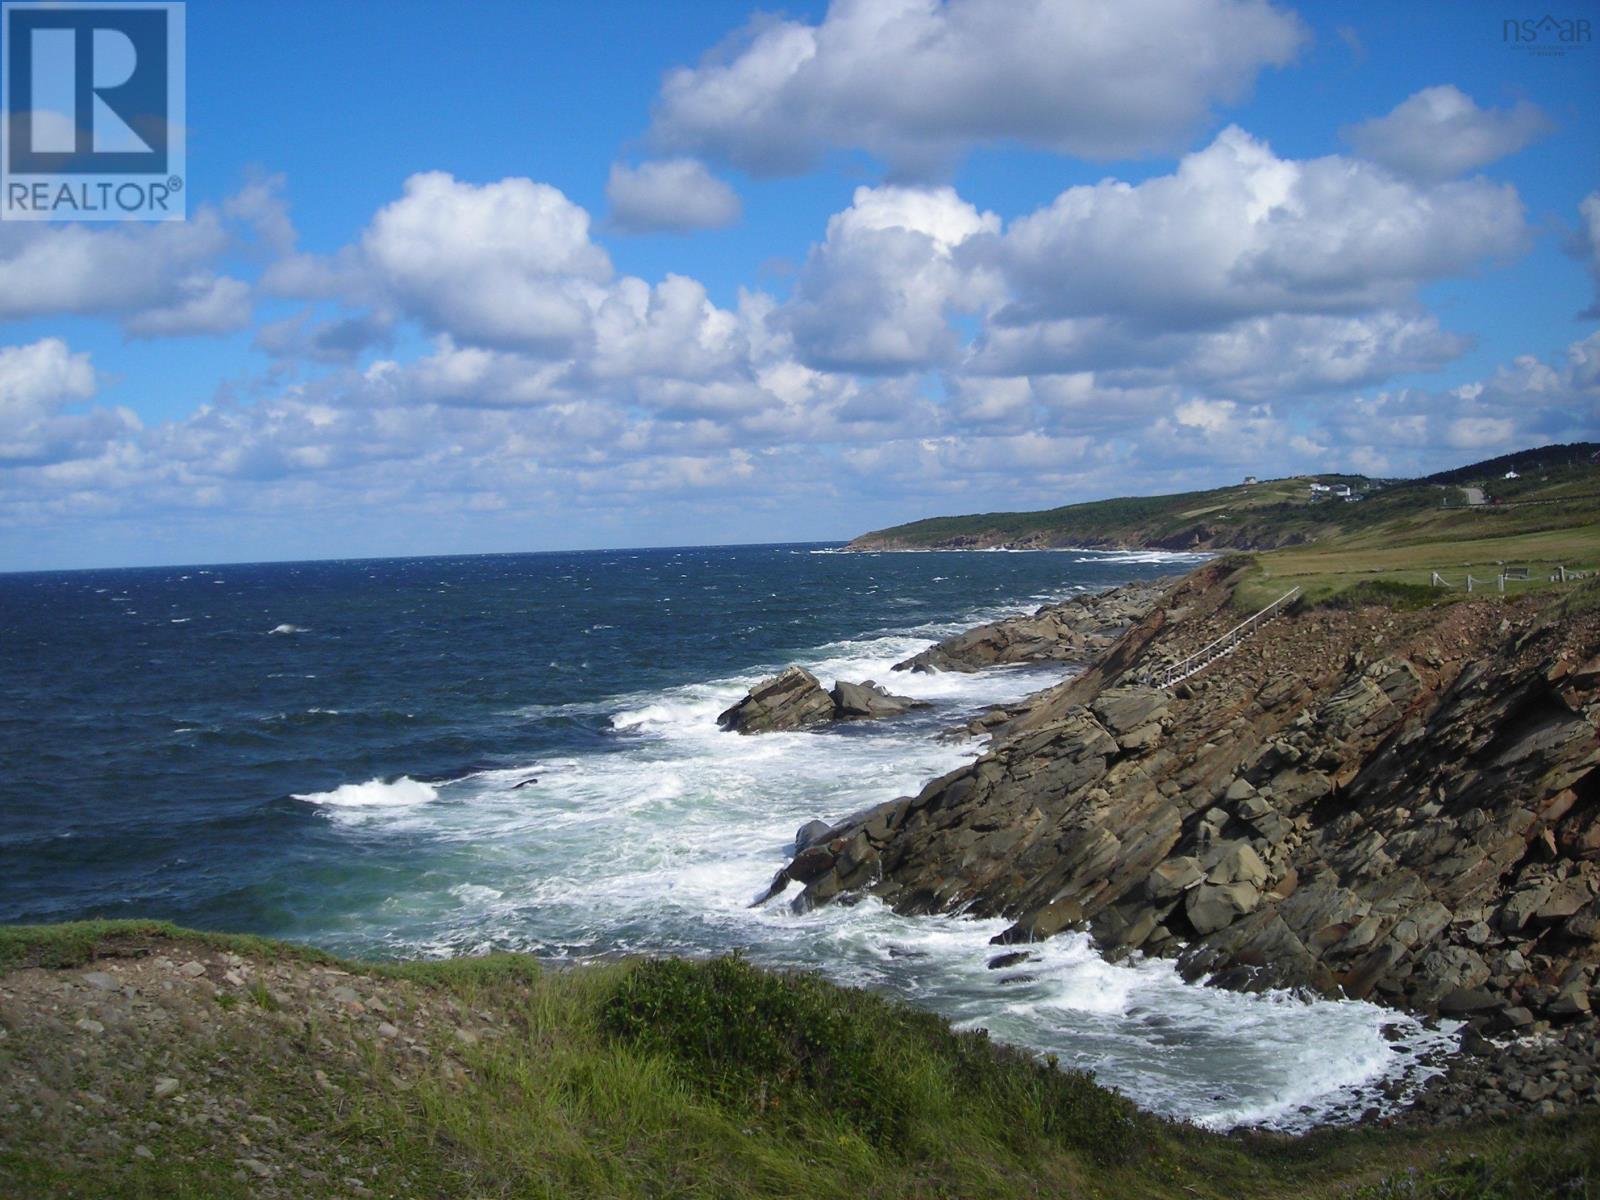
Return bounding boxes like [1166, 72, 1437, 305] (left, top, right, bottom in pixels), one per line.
[848, 444, 1599, 560]
[2, 921, 1598, 1199]
[1230, 473, 1600, 610]
[847, 474, 1362, 551]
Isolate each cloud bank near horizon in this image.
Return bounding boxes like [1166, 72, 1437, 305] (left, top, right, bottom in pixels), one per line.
[0, 0, 1594, 568]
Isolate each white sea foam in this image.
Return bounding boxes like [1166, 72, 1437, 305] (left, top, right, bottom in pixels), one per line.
[298, 615, 1455, 1133]
[293, 776, 438, 809]
[1072, 550, 1213, 565]
[268, 623, 308, 635]
[449, 883, 505, 904]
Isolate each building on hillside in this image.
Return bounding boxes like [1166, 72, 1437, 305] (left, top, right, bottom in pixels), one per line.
[1243, 476, 1257, 485]
[1504, 470, 1520, 479]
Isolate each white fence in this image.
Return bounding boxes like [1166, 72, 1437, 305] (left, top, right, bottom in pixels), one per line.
[1431, 566, 1590, 592]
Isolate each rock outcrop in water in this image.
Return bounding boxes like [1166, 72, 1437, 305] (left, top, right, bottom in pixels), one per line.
[718, 668, 927, 734]
[718, 667, 836, 733]
[831, 679, 924, 720]
[765, 560, 1600, 1121]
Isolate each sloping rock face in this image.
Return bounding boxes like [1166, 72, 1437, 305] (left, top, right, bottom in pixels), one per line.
[718, 667, 836, 733]
[893, 581, 1170, 673]
[771, 564, 1600, 1037]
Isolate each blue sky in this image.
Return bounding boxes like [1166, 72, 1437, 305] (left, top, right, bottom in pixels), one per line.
[1, 0, 1597, 570]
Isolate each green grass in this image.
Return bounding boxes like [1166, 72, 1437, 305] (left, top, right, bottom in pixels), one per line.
[2, 921, 1598, 1199]
[0, 917, 338, 973]
[848, 446, 1599, 573]
[1232, 510, 1600, 611]
[1346, 1118, 1600, 1198]
[601, 953, 1141, 1163]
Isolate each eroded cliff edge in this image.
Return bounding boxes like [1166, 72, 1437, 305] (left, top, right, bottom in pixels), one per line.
[767, 560, 1600, 1040]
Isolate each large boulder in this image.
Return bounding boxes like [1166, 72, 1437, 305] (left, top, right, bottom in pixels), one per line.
[1185, 882, 1261, 936]
[717, 667, 836, 734]
[1147, 856, 1204, 902]
[831, 680, 928, 720]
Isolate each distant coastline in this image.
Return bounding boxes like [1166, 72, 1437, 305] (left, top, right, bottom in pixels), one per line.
[842, 442, 1599, 555]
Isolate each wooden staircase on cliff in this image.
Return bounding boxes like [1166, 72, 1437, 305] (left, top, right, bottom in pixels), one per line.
[1153, 587, 1301, 690]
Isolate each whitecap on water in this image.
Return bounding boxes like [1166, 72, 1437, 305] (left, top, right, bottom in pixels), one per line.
[449, 883, 505, 904]
[293, 776, 438, 810]
[1069, 549, 1215, 565]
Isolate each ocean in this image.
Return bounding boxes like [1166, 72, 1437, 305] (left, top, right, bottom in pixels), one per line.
[0, 543, 1455, 1130]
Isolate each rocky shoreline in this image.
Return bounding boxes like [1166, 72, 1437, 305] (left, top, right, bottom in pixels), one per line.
[758, 561, 1600, 1129]
[845, 530, 1309, 554]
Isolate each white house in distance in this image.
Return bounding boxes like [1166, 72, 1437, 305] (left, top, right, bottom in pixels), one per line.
[1504, 470, 1520, 479]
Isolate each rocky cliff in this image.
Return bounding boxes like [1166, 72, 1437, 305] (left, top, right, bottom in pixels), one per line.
[765, 563, 1600, 1054]
[891, 580, 1169, 674]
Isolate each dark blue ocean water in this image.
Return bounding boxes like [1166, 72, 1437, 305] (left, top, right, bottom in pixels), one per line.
[0, 542, 1455, 1130]
[0, 544, 1177, 933]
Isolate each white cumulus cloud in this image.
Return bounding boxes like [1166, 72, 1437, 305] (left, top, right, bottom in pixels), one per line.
[781, 184, 1001, 372]
[0, 338, 138, 465]
[649, 0, 1307, 176]
[606, 159, 742, 233]
[1576, 191, 1600, 319]
[993, 126, 1527, 326]
[361, 172, 613, 355]
[0, 211, 251, 337]
[1342, 85, 1553, 181]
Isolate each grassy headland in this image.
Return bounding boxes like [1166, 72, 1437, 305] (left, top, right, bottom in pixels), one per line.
[1, 922, 1596, 1198]
[847, 446, 1600, 602]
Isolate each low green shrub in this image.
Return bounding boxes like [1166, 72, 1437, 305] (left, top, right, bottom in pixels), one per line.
[1347, 1130, 1600, 1199]
[1316, 580, 1449, 612]
[602, 953, 910, 1143]
[601, 953, 1143, 1165]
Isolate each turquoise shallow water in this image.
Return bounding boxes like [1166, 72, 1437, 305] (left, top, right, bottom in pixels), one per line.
[0, 542, 1456, 1129]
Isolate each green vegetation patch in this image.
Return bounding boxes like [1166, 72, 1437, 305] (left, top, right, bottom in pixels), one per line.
[601, 953, 1143, 1164]
[5, 921, 1600, 1199]
[1347, 1112, 1600, 1199]
[1307, 580, 1451, 613]
[0, 918, 336, 974]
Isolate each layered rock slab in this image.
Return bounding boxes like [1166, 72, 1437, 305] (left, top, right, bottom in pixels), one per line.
[767, 561, 1600, 1042]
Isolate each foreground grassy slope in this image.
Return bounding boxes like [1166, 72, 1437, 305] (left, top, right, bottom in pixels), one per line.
[2, 922, 1597, 1199]
[848, 443, 1598, 556]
